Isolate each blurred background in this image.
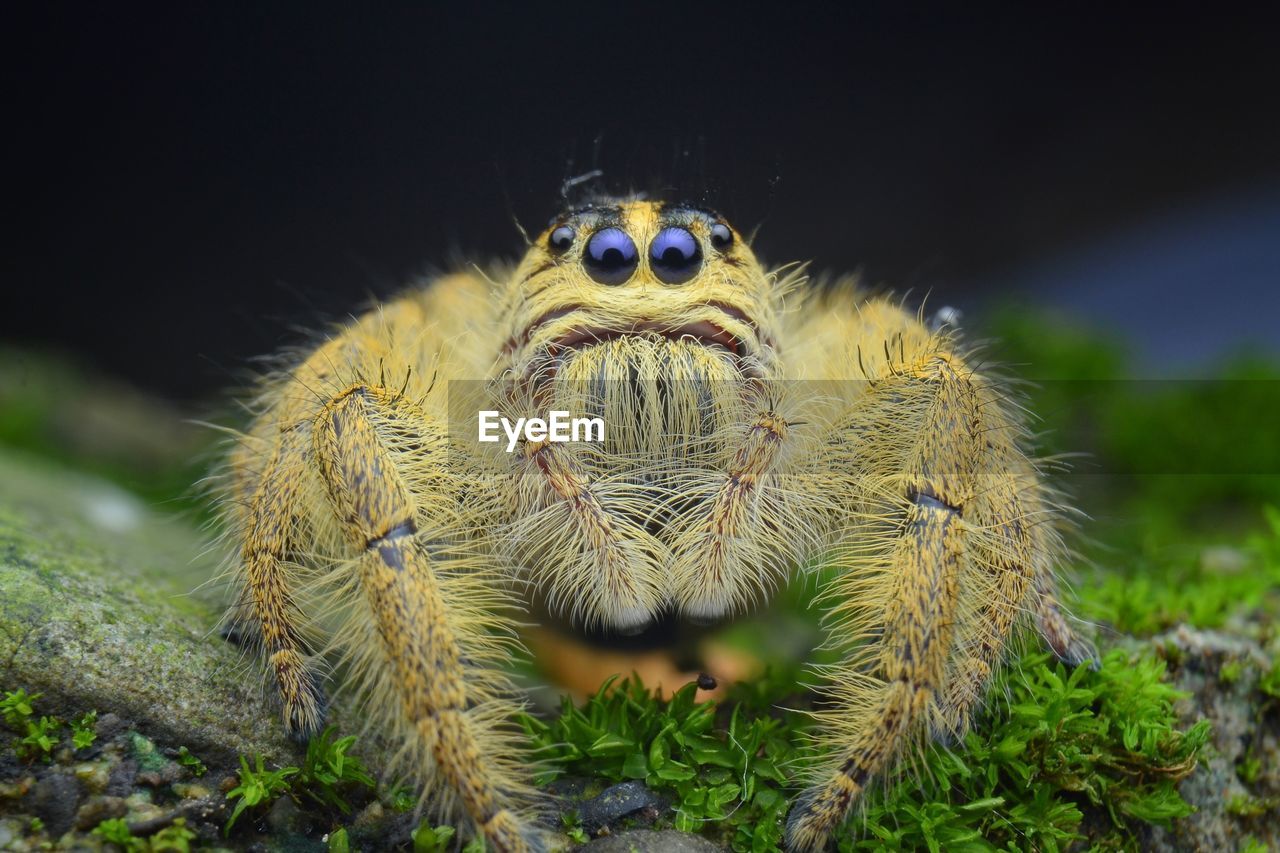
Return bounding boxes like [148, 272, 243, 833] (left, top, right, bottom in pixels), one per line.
[5, 4, 1279, 394]
[2, 4, 1279, 539]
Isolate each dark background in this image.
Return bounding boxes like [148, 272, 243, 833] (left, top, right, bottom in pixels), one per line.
[6, 4, 1279, 399]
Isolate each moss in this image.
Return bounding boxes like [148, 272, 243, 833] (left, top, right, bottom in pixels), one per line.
[512, 647, 1210, 851]
[129, 732, 171, 774]
[1073, 510, 1280, 637]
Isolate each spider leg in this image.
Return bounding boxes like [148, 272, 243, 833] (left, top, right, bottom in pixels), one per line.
[513, 439, 665, 630]
[1034, 569, 1098, 667]
[236, 422, 328, 739]
[786, 355, 974, 852]
[935, 452, 1096, 741]
[671, 410, 795, 621]
[314, 384, 539, 852]
[935, 443, 1041, 746]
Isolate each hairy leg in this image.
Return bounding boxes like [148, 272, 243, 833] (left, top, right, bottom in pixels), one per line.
[781, 292, 1093, 849]
[235, 422, 328, 738]
[223, 277, 537, 849]
[510, 438, 665, 631]
[937, 453, 1095, 741]
[315, 383, 538, 852]
[786, 354, 975, 851]
[671, 409, 796, 621]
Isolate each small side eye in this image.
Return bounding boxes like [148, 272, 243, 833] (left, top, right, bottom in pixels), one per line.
[549, 225, 575, 252]
[650, 227, 703, 285]
[710, 222, 733, 250]
[584, 228, 639, 285]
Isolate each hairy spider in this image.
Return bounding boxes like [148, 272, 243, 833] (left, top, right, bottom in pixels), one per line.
[216, 198, 1093, 851]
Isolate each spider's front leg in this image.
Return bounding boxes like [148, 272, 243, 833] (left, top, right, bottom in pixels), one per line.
[228, 359, 540, 849]
[312, 383, 539, 852]
[784, 346, 1091, 852]
[785, 354, 973, 852]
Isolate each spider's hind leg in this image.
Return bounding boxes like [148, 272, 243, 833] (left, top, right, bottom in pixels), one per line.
[1035, 571, 1098, 668]
[234, 422, 329, 740]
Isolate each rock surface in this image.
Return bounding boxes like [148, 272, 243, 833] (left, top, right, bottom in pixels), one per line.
[581, 829, 723, 851]
[1145, 626, 1279, 852]
[0, 450, 306, 766]
[0, 451, 387, 849]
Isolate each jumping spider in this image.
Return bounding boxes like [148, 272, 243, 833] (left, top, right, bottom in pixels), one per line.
[217, 198, 1093, 851]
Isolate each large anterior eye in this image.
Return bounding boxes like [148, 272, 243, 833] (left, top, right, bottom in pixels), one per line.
[584, 228, 638, 285]
[649, 227, 702, 285]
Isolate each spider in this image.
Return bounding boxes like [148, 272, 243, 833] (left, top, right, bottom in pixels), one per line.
[217, 197, 1093, 851]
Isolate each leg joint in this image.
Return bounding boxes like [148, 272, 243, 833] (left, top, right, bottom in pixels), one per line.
[908, 483, 962, 514]
[366, 519, 418, 550]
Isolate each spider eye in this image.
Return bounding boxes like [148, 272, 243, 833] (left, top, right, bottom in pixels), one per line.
[709, 222, 733, 250]
[649, 227, 702, 285]
[548, 225, 575, 252]
[584, 228, 638, 285]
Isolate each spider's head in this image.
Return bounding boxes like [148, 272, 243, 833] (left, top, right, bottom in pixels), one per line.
[499, 199, 780, 382]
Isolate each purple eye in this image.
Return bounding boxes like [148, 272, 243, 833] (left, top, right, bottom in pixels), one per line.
[584, 227, 638, 285]
[649, 227, 702, 285]
[548, 225, 575, 252]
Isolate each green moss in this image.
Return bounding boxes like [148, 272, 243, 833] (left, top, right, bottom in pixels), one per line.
[224, 754, 298, 833]
[70, 709, 97, 749]
[92, 818, 137, 847]
[129, 731, 171, 773]
[176, 745, 208, 777]
[91, 816, 197, 852]
[16, 715, 61, 763]
[327, 827, 352, 852]
[1072, 506, 1280, 637]
[222, 726, 379, 836]
[0, 689, 37, 729]
[410, 823, 457, 852]
[3, 688, 72, 764]
[522, 671, 800, 851]
[864, 650, 1210, 850]
[512, 646, 1209, 851]
[296, 725, 378, 814]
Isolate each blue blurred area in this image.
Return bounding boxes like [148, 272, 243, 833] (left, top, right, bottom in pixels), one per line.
[987, 184, 1280, 375]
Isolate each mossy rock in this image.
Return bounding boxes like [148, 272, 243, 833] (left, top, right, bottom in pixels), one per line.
[0, 449, 315, 766]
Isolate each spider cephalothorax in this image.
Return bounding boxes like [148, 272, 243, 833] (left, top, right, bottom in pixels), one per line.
[218, 197, 1092, 851]
[501, 201, 780, 382]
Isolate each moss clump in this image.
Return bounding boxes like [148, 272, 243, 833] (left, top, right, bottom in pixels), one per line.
[857, 650, 1210, 851]
[514, 647, 1209, 851]
[2, 690, 104, 764]
[523, 669, 801, 851]
[222, 726, 379, 835]
[91, 815, 198, 851]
